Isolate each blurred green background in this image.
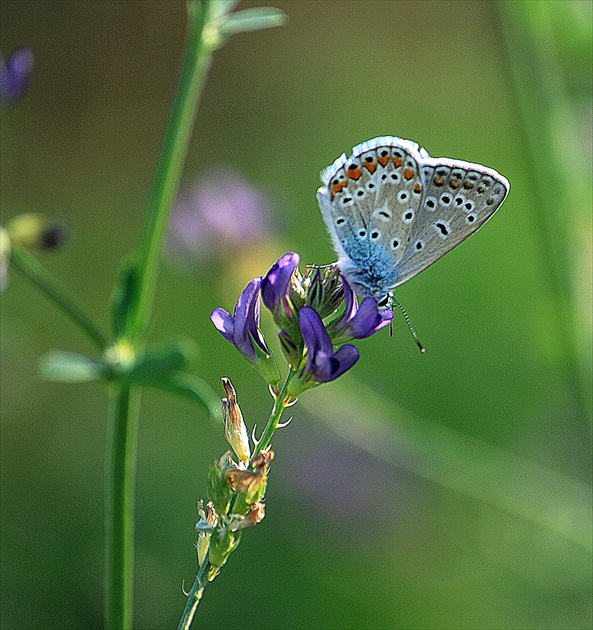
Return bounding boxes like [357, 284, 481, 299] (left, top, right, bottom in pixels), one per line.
[1, 1, 591, 628]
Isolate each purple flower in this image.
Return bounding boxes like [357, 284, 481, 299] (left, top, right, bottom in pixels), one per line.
[299, 307, 359, 383]
[211, 277, 269, 362]
[331, 279, 393, 340]
[167, 167, 272, 264]
[261, 252, 299, 315]
[0, 48, 34, 104]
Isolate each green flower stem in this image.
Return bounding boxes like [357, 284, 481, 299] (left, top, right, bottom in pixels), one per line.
[177, 551, 211, 630]
[496, 2, 592, 425]
[128, 0, 214, 345]
[10, 245, 108, 350]
[251, 370, 295, 459]
[105, 385, 141, 630]
[105, 3, 216, 627]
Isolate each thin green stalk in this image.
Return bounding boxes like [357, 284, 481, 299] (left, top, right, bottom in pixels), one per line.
[495, 1, 592, 425]
[105, 3, 216, 627]
[10, 245, 108, 350]
[252, 372, 294, 459]
[128, 0, 214, 345]
[105, 385, 141, 630]
[177, 551, 211, 630]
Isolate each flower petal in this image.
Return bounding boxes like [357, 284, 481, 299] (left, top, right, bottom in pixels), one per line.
[347, 297, 392, 338]
[210, 308, 235, 344]
[299, 306, 333, 366]
[233, 278, 264, 360]
[261, 252, 299, 312]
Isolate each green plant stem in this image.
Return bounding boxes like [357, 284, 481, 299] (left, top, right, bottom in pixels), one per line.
[105, 385, 141, 630]
[252, 371, 294, 459]
[177, 552, 211, 630]
[10, 245, 108, 350]
[495, 1, 592, 425]
[128, 0, 214, 345]
[104, 3, 215, 628]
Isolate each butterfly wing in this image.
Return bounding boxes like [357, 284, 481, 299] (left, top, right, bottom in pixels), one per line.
[317, 137, 426, 300]
[391, 157, 510, 288]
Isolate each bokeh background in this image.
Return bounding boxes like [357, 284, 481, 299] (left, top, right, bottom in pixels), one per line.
[1, 1, 591, 628]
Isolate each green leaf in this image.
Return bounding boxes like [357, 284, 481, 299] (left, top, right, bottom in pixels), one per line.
[220, 7, 287, 37]
[207, 0, 242, 23]
[110, 259, 139, 338]
[145, 371, 222, 423]
[124, 339, 195, 384]
[39, 350, 107, 383]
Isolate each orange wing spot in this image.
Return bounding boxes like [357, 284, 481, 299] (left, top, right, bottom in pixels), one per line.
[414, 183, 422, 193]
[330, 192, 335, 201]
[463, 181, 474, 189]
[403, 168, 415, 180]
[449, 179, 460, 189]
[347, 167, 363, 180]
[434, 177, 445, 186]
[332, 180, 347, 194]
[377, 156, 390, 167]
[393, 157, 403, 168]
[363, 162, 377, 174]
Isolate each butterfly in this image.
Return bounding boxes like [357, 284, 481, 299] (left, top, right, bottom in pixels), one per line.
[317, 136, 510, 309]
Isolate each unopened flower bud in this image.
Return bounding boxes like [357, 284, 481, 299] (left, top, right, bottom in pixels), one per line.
[207, 453, 233, 515]
[221, 377, 250, 464]
[7, 213, 68, 252]
[196, 500, 218, 566]
[0, 227, 10, 294]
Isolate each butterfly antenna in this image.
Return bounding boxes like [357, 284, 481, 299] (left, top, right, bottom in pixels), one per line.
[392, 297, 426, 354]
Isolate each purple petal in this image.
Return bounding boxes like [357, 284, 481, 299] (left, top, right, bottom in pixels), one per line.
[299, 306, 333, 365]
[333, 277, 358, 330]
[233, 278, 264, 360]
[0, 48, 34, 103]
[262, 252, 299, 312]
[347, 297, 392, 338]
[210, 308, 235, 343]
[324, 344, 360, 381]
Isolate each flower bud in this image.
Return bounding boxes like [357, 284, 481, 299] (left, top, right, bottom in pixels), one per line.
[196, 500, 218, 567]
[7, 213, 68, 252]
[221, 377, 250, 464]
[207, 452, 233, 516]
[0, 227, 10, 294]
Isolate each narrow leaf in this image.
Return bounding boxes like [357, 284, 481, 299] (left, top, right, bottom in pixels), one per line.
[220, 7, 287, 36]
[110, 259, 138, 338]
[146, 371, 222, 423]
[39, 350, 107, 383]
[124, 339, 195, 384]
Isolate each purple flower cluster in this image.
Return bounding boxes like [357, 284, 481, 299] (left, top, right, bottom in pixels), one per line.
[0, 48, 34, 104]
[211, 253, 392, 391]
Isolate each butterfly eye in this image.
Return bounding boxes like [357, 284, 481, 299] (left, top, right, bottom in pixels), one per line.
[378, 295, 390, 308]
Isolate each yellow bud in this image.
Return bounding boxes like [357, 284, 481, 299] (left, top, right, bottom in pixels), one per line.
[221, 378, 250, 463]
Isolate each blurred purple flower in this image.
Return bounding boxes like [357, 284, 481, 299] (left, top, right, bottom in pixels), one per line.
[261, 252, 299, 316]
[331, 279, 393, 340]
[299, 307, 359, 383]
[0, 48, 34, 104]
[211, 277, 270, 362]
[167, 167, 272, 263]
